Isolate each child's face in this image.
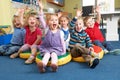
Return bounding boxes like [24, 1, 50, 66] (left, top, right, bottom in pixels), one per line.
[60, 17, 69, 28]
[28, 16, 37, 27]
[48, 15, 59, 30]
[75, 19, 84, 32]
[86, 17, 94, 28]
[13, 17, 21, 28]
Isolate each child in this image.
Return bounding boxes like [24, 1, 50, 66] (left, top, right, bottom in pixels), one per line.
[84, 6, 120, 54]
[10, 9, 42, 64]
[37, 0, 66, 73]
[59, 14, 70, 51]
[0, 9, 25, 56]
[69, 9, 99, 69]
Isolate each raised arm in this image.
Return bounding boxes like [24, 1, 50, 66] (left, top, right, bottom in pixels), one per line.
[19, 8, 25, 26]
[95, 6, 101, 24]
[38, 0, 47, 28]
[57, 11, 62, 19]
[69, 9, 82, 28]
[14, 8, 25, 26]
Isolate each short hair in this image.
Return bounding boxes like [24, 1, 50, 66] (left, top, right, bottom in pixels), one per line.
[83, 16, 92, 26]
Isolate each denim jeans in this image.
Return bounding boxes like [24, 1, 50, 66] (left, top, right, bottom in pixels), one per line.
[0, 44, 21, 56]
[93, 40, 113, 51]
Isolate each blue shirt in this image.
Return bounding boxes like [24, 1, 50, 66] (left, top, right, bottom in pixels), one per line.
[10, 27, 25, 46]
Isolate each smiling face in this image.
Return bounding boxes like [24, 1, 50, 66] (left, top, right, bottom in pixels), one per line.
[13, 16, 22, 28]
[28, 16, 37, 27]
[75, 18, 84, 32]
[48, 14, 59, 30]
[59, 16, 69, 28]
[84, 17, 94, 28]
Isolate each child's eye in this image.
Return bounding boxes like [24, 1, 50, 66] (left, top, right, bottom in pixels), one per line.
[50, 19, 53, 21]
[55, 19, 58, 21]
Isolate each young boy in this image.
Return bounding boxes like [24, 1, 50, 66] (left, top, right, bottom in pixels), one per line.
[84, 6, 120, 54]
[69, 9, 99, 69]
[0, 9, 25, 56]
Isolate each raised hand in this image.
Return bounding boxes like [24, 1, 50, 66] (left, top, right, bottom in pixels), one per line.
[38, 0, 44, 13]
[76, 9, 82, 17]
[95, 6, 101, 23]
[95, 6, 100, 13]
[57, 12, 62, 18]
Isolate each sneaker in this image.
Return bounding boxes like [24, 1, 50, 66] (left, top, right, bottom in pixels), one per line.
[37, 62, 46, 73]
[89, 58, 99, 69]
[109, 49, 120, 55]
[25, 56, 35, 64]
[10, 53, 19, 59]
[50, 64, 58, 72]
[104, 49, 109, 54]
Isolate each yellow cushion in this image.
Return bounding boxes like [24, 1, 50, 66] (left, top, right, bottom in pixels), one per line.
[19, 51, 39, 59]
[72, 45, 104, 62]
[36, 52, 72, 66]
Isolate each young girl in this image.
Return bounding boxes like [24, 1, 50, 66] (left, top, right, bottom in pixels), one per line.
[37, 0, 66, 73]
[10, 9, 42, 64]
[0, 9, 25, 56]
[59, 14, 70, 50]
[69, 9, 99, 69]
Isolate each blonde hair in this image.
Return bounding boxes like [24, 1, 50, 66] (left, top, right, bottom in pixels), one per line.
[24, 13, 38, 26]
[59, 15, 71, 29]
[77, 17, 84, 23]
[46, 14, 57, 23]
[46, 14, 61, 29]
[59, 15, 70, 22]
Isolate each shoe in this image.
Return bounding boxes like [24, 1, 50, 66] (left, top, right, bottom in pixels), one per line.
[37, 62, 46, 73]
[109, 49, 120, 55]
[50, 64, 58, 72]
[25, 57, 35, 64]
[0, 53, 3, 56]
[89, 58, 99, 69]
[10, 53, 19, 59]
[104, 49, 109, 54]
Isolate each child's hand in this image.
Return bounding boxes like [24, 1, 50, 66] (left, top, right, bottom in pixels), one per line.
[89, 47, 94, 52]
[38, 0, 44, 11]
[76, 9, 82, 17]
[57, 12, 62, 18]
[15, 8, 24, 16]
[20, 8, 25, 15]
[95, 6, 101, 23]
[95, 6, 100, 13]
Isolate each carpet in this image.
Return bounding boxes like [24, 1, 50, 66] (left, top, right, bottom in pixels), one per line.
[0, 29, 120, 80]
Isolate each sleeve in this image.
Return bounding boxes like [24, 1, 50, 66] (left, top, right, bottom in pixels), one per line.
[85, 32, 93, 48]
[39, 12, 47, 29]
[94, 22, 100, 28]
[69, 17, 77, 33]
[69, 17, 77, 28]
[60, 30, 66, 54]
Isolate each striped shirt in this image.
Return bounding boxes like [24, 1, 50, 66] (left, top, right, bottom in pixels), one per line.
[69, 17, 93, 49]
